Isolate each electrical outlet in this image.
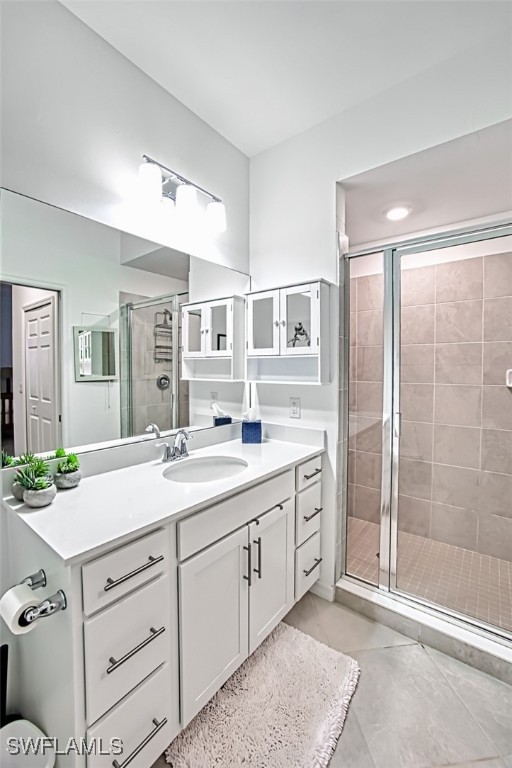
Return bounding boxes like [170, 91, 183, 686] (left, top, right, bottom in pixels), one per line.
[210, 391, 218, 405]
[289, 397, 301, 419]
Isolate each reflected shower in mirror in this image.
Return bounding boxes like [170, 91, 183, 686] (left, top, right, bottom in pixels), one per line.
[0, 189, 249, 460]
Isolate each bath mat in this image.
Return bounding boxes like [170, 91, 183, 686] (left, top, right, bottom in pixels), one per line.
[165, 622, 360, 768]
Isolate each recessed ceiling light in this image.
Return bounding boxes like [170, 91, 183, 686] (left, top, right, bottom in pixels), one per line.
[385, 206, 411, 221]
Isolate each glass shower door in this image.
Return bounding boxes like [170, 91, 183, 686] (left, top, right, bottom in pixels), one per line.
[345, 252, 385, 586]
[392, 234, 512, 635]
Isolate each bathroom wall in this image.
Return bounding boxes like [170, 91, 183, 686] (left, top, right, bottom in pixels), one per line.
[349, 247, 512, 563]
[0, 1, 250, 274]
[250, 32, 512, 593]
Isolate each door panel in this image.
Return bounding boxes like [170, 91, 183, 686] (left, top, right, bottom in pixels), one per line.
[179, 527, 249, 725]
[345, 254, 384, 586]
[247, 290, 280, 356]
[280, 284, 319, 356]
[24, 298, 58, 453]
[249, 500, 294, 654]
[182, 305, 204, 357]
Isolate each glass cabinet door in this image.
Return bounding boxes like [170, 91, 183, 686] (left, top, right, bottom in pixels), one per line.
[205, 299, 232, 356]
[280, 284, 319, 356]
[247, 290, 280, 356]
[183, 304, 204, 357]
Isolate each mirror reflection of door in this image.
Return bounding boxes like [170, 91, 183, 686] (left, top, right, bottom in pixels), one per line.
[187, 308, 203, 354]
[252, 296, 275, 351]
[0, 282, 61, 456]
[210, 305, 227, 352]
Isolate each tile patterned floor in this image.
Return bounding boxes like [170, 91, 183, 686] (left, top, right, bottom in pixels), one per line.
[347, 516, 512, 634]
[153, 594, 512, 768]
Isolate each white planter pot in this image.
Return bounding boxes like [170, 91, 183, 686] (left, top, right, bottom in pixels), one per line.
[23, 484, 57, 509]
[12, 482, 25, 501]
[54, 469, 82, 489]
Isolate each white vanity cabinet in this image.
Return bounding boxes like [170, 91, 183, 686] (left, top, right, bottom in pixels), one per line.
[246, 280, 331, 383]
[4, 445, 324, 766]
[177, 473, 295, 725]
[181, 296, 245, 380]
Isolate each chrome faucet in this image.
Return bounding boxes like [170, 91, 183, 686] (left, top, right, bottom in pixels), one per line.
[174, 429, 192, 459]
[159, 429, 192, 463]
[145, 423, 161, 439]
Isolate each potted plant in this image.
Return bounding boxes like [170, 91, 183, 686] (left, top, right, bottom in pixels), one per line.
[1, 450, 15, 468]
[15, 466, 56, 509]
[54, 453, 81, 489]
[11, 456, 45, 501]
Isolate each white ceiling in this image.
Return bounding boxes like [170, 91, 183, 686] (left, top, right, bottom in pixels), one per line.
[343, 120, 512, 246]
[61, 1, 511, 157]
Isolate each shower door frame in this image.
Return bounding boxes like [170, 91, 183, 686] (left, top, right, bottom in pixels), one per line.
[342, 218, 512, 637]
[125, 292, 187, 435]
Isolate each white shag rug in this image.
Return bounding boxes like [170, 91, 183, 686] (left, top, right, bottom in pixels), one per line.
[165, 622, 360, 768]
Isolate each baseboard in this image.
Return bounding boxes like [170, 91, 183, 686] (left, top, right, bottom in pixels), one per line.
[310, 581, 335, 602]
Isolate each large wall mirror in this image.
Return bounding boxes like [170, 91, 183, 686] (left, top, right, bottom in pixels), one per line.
[0, 189, 250, 460]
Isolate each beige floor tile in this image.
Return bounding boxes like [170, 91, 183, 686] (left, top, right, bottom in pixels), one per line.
[281, 592, 330, 645]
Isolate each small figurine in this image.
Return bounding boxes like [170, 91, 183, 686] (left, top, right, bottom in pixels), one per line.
[288, 322, 311, 348]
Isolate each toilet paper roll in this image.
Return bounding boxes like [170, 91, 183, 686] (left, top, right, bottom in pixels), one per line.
[0, 583, 39, 635]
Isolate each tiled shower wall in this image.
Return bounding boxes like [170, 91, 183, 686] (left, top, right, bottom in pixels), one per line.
[349, 251, 512, 563]
[119, 292, 189, 437]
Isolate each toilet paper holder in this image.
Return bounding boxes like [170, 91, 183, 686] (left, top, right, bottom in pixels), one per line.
[17, 569, 67, 626]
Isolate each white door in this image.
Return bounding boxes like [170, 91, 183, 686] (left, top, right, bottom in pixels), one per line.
[182, 304, 205, 357]
[249, 499, 294, 654]
[24, 297, 59, 453]
[205, 299, 232, 357]
[279, 284, 319, 356]
[247, 290, 280, 356]
[179, 526, 249, 725]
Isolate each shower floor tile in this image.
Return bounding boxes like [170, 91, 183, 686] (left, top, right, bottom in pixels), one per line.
[346, 517, 512, 635]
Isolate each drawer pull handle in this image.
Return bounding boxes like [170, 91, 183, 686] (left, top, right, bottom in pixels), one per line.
[104, 554, 164, 592]
[304, 507, 323, 522]
[303, 557, 322, 577]
[243, 544, 252, 587]
[303, 468, 322, 481]
[107, 626, 165, 674]
[112, 716, 168, 768]
[253, 536, 262, 579]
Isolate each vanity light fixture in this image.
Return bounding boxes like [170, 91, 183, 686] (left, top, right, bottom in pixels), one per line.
[139, 155, 226, 233]
[385, 206, 411, 221]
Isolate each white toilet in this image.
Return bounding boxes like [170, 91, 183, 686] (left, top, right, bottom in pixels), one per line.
[0, 720, 55, 768]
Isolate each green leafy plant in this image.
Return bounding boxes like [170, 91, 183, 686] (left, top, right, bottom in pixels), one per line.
[15, 467, 53, 490]
[1, 451, 14, 467]
[30, 458, 51, 479]
[57, 453, 80, 474]
[14, 453, 36, 467]
[54, 447, 67, 459]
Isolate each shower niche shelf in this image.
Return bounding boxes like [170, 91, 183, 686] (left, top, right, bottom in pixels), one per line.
[245, 280, 331, 384]
[181, 296, 245, 381]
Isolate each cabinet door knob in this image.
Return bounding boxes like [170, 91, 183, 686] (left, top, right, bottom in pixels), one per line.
[303, 557, 322, 577]
[253, 536, 262, 579]
[112, 716, 168, 768]
[304, 507, 322, 522]
[243, 544, 252, 587]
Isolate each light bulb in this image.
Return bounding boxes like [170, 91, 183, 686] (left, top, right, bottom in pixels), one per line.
[206, 201, 226, 234]
[176, 184, 197, 212]
[138, 161, 162, 204]
[161, 195, 175, 212]
[385, 206, 410, 221]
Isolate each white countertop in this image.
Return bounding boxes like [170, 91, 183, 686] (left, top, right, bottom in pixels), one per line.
[4, 439, 323, 565]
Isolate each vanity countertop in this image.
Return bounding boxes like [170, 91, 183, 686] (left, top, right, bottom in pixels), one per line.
[4, 439, 324, 565]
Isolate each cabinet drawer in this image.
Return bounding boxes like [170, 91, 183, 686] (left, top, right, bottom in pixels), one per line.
[295, 531, 321, 601]
[84, 575, 171, 725]
[86, 663, 175, 768]
[295, 455, 323, 492]
[82, 529, 168, 616]
[295, 482, 322, 546]
[178, 470, 294, 561]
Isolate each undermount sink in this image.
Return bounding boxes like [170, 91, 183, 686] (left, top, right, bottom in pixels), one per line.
[162, 455, 249, 483]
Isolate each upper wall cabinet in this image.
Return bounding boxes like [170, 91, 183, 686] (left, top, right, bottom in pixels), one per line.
[181, 296, 245, 381]
[246, 281, 331, 384]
